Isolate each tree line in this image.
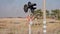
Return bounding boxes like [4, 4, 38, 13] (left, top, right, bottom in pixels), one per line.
[32, 9, 60, 20]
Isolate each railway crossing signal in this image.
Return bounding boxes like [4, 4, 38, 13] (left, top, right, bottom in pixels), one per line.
[24, 2, 37, 34]
[24, 2, 36, 13]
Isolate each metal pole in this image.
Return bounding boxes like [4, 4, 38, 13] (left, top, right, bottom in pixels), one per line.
[28, 9, 32, 34]
[43, 0, 46, 34]
[29, 19, 32, 34]
[29, 24, 31, 34]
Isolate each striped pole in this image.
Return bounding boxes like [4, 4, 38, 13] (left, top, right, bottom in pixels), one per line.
[43, 0, 46, 34]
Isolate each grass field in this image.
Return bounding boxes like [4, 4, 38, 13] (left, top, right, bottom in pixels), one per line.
[0, 18, 60, 34]
[46, 18, 60, 34]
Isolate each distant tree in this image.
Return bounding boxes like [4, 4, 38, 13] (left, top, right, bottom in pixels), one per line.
[46, 10, 50, 18]
[33, 9, 43, 19]
[51, 9, 60, 19]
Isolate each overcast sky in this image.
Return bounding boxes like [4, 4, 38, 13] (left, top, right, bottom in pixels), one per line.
[0, 0, 60, 17]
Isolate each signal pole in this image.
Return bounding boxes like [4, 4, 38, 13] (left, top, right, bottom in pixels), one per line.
[29, 18, 32, 34]
[28, 9, 32, 34]
[43, 0, 46, 34]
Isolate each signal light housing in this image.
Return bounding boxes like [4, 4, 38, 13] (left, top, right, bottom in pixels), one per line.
[24, 2, 37, 13]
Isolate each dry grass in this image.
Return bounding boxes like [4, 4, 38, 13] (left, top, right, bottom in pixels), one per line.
[0, 18, 43, 34]
[0, 18, 60, 34]
[46, 18, 60, 34]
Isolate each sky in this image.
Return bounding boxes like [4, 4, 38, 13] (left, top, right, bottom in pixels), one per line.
[0, 0, 60, 17]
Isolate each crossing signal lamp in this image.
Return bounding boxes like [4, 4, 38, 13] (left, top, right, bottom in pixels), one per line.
[24, 2, 37, 13]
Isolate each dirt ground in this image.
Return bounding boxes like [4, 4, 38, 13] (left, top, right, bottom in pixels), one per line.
[0, 18, 60, 34]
